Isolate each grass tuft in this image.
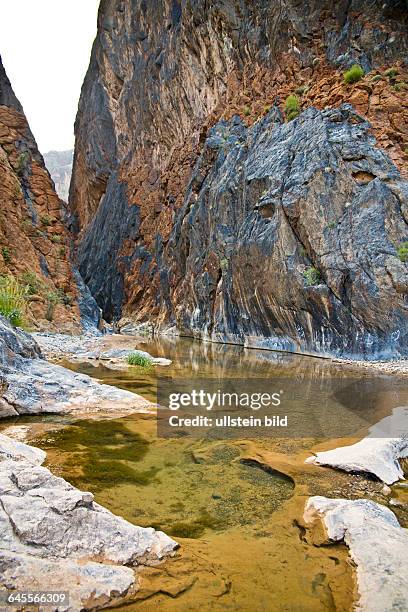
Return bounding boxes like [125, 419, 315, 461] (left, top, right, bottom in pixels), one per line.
[343, 64, 364, 84]
[0, 275, 27, 326]
[127, 352, 153, 368]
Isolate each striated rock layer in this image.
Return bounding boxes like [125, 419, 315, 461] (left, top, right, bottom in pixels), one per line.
[0, 57, 83, 331]
[70, 0, 408, 358]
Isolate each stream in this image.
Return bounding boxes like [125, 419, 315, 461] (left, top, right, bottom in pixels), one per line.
[9, 337, 408, 611]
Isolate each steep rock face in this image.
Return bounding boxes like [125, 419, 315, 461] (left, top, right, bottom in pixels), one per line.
[0, 56, 81, 331]
[71, 0, 408, 356]
[43, 149, 73, 203]
[159, 105, 408, 358]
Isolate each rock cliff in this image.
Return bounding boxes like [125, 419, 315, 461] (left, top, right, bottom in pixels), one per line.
[70, 0, 408, 358]
[43, 149, 73, 203]
[0, 56, 80, 331]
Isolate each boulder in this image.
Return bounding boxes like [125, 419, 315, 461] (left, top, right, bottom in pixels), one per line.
[306, 406, 408, 484]
[304, 496, 408, 611]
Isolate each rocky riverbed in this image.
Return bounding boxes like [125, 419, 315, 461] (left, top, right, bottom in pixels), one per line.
[0, 433, 177, 610]
[0, 320, 407, 610]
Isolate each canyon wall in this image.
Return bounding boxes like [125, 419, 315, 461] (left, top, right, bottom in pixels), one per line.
[0, 56, 85, 331]
[71, 0, 408, 357]
[43, 150, 73, 203]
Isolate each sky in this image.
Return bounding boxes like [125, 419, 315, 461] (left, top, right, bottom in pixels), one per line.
[0, 0, 100, 153]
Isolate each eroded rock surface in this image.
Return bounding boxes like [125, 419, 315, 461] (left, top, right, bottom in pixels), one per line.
[158, 105, 408, 358]
[0, 56, 82, 331]
[306, 406, 408, 484]
[0, 317, 150, 418]
[304, 496, 408, 611]
[70, 0, 408, 359]
[0, 434, 177, 610]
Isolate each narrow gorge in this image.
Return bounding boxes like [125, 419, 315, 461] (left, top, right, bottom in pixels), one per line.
[0, 1, 407, 611]
[70, 0, 408, 359]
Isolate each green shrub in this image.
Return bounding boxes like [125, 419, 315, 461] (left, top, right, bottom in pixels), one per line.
[343, 64, 364, 84]
[127, 352, 153, 368]
[371, 75, 382, 83]
[284, 95, 300, 121]
[397, 242, 408, 263]
[0, 275, 27, 326]
[45, 288, 70, 320]
[303, 267, 321, 286]
[242, 106, 251, 116]
[295, 85, 308, 96]
[327, 220, 337, 230]
[1, 247, 11, 264]
[384, 67, 398, 78]
[16, 152, 29, 177]
[20, 271, 44, 295]
[40, 215, 53, 227]
[59, 246, 67, 257]
[50, 234, 62, 244]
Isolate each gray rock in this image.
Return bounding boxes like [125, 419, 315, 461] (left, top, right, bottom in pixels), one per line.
[306, 406, 408, 484]
[0, 320, 150, 417]
[304, 496, 408, 612]
[0, 434, 178, 610]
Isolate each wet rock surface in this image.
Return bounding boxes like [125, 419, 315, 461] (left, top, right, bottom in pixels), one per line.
[304, 496, 408, 611]
[0, 433, 177, 610]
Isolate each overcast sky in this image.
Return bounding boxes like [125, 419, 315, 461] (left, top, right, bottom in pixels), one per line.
[0, 0, 100, 153]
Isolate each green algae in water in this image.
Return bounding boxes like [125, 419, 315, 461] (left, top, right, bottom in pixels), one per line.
[35, 419, 157, 491]
[37, 418, 295, 538]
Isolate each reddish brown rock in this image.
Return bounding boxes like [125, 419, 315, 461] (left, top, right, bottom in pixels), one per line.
[0, 56, 80, 331]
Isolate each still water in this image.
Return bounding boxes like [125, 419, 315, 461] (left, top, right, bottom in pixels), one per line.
[31, 337, 408, 610]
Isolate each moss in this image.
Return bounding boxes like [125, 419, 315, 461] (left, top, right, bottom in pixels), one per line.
[164, 510, 223, 539]
[37, 420, 155, 492]
[397, 242, 408, 263]
[284, 95, 300, 121]
[303, 267, 321, 286]
[43, 419, 150, 460]
[384, 67, 398, 78]
[343, 64, 364, 84]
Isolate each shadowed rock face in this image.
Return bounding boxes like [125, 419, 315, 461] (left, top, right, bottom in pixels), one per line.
[70, 0, 408, 356]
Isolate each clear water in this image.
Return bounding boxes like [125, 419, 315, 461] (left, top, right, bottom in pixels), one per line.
[20, 337, 408, 610]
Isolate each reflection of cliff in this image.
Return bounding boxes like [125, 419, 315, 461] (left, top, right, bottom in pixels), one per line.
[44, 149, 73, 203]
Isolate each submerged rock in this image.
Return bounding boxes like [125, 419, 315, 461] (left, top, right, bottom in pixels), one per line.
[0, 434, 178, 610]
[304, 496, 408, 611]
[306, 406, 408, 484]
